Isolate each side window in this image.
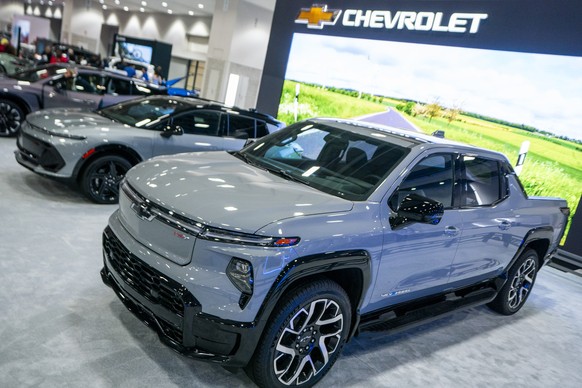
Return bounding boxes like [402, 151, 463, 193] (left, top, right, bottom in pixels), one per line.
[256, 120, 269, 138]
[462, 156, 503, 206]
[173, 111, 220, 136]
[73, 73, 104, 94]
[107, 77, 131, 95]
[390, 154, 455, 210]
[228, 115, 256, 138]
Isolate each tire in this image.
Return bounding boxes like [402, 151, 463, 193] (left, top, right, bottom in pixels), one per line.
[247, 279, 351, 388]
[0, 99, 25, 137]
[81, 155, 132, 204]
[488, 249, 539, 315]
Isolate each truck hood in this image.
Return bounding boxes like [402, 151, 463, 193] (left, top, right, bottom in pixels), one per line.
[126, 152, 354, 233]
[26, 108, 117, 133]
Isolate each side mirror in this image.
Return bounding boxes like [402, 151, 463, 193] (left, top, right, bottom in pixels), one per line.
[390, 193, 444, 229]
[161, 125, 183, 138]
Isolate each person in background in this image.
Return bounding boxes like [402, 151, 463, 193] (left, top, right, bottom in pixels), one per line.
[152, 66, 165, 85]
[0, 38, 8, 53]
[123, 63, 136, 78]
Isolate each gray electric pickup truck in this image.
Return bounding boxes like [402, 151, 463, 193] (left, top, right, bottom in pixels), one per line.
[101, 118, 569, 387]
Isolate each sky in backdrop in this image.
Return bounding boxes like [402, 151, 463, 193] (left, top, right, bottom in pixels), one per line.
[285, 33, 582, 141]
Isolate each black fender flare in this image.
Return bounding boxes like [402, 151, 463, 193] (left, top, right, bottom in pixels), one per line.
[249, 250, 372, 345]
[500, 226, 554, 285]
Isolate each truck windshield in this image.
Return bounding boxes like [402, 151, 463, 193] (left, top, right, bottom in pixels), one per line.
[238, 120, 411, 201]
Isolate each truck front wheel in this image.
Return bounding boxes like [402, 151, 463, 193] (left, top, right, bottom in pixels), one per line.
[248, 279, 351, 387]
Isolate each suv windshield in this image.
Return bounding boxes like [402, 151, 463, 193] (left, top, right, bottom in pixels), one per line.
[99, 97, 189, 128]
[239, 120, 411, 200]
[10, 64, 66, 82]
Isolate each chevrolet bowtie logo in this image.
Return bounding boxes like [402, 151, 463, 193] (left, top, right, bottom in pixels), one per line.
[295, 4, 342, 29]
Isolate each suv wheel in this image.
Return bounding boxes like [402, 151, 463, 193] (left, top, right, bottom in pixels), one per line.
[81, 155, 132, 204]
[0, 99, 24, 137]
[248, 279, 351, 387]
[488, 249, 539, 315]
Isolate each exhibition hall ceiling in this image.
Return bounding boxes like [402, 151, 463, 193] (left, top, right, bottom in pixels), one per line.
[25, 0, 275, 16]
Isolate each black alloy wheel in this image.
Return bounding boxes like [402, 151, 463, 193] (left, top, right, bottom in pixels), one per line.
[0, 99, 24, 137]
[81, 155, 132, 204]
[488, 248, 539, 315]
[247, 279, 351, 387]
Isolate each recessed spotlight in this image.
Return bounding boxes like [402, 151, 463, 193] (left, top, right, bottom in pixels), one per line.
[102, 4, 107, 9]
[99, 0, 104, 3]
[48, 1, 53, 5]
[162, 2, 167, 7]
[167, 9, 172, 14]
[141, 1, 147, 6]
[40, 0, 44, 4]
[114, 0, 120, 4]
[139, 7, 144, 12]
[188, 10, 194, 16]
[198, 4, 204, 9]
[123, 6, 129, 11]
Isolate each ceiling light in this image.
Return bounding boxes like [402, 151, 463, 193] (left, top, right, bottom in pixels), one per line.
[102, 4, 107, 9]
[162, 2, 167, 7]
[141, 1, 147, 6]
[123, 6, 129, 11]
[99, 0, 104, 3]
[140, 7, 144, 12]
[198, 4, 204, 9]
[114, 0, 120, 4]
[48, 1, 53, 5]
[40, 0, 44, 4]
[188, 10, 194, 15]
[167, 9, 173, 14]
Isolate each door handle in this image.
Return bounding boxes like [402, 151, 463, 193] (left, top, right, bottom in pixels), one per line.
[444, 226, 460, 237]
[498, 220, 512, 230]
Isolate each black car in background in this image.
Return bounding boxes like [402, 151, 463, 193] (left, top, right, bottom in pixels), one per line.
[0, 63, 167, 137]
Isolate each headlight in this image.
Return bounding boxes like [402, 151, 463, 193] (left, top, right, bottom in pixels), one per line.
[227, 257, 254, 295]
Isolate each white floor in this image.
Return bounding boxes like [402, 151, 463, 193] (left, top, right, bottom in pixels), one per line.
[1, 136, 581, 387]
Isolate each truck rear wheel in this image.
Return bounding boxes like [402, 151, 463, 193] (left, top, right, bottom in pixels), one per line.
[247, 279, 351, 387]
[488, 249, 539, 315]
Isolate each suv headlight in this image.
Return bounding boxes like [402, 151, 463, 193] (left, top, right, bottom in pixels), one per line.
[227, 258, 254, 295]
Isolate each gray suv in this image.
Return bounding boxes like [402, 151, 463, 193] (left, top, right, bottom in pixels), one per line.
[15, 95, 284, 203]
[101, 118, 569, 387]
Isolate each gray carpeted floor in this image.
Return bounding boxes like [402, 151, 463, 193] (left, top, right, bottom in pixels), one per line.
[1, 136, 581, 387]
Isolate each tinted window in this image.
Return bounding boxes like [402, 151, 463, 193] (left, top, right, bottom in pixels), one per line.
[74, 73, 105, 94]
[173, 111, 220, 136]
[228, 115, 256, 138]
[462, 156, 502, 206]
[390, 154, 455, 210]
[107, 77, 131, 95]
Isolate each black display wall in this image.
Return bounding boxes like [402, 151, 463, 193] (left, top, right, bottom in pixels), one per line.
[112, 34, 172, 79]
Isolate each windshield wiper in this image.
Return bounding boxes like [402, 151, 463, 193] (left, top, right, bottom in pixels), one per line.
[265, 167, 311, 186]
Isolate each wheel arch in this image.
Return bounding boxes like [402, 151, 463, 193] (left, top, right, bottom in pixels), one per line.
[509, 227, 553, 273]
[0, 93, 35, 114]
[73, 144, 143, 183]
[254, 250, 372, 342]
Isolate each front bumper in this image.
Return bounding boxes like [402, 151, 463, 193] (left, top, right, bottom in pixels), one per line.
[101, 226, 261, 367]
[15, 130, 70, 180]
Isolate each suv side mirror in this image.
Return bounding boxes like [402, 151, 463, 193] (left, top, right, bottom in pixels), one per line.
[390, 193, 444, 229]
[161, 125, 183, 138]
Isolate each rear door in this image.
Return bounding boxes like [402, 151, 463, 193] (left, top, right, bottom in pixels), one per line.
[449, 155, 520, 285]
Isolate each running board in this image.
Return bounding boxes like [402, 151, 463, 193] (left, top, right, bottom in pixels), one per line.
[358, 286, 497, 333]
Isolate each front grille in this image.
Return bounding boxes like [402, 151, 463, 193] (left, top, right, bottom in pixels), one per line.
[17, 131, 65, 172]
[103, 228, 197, 317]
